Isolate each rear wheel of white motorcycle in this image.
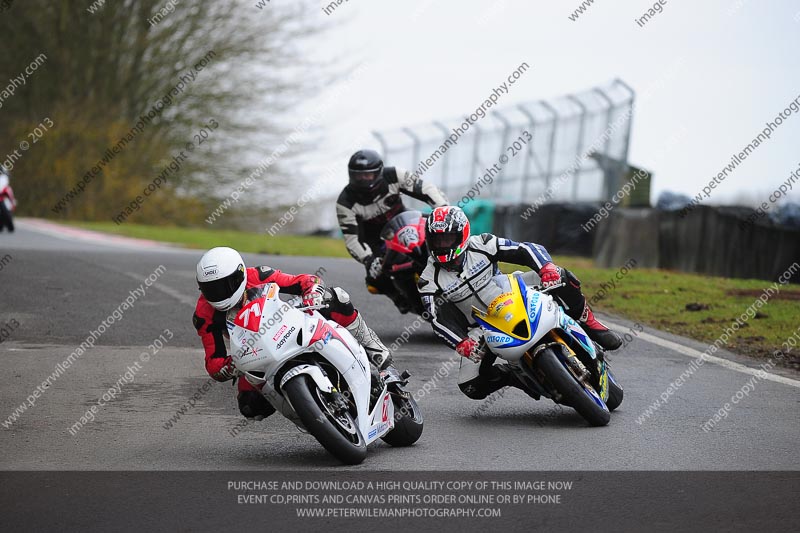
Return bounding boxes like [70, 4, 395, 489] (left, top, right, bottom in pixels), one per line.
[283, 375, 367, 465]
[535, 348, 610, 427]
[381, 393, 423, 447]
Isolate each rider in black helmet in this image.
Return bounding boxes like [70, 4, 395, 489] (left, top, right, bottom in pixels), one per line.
[336, 149, 448, 313]
[346, 150, 387, 203]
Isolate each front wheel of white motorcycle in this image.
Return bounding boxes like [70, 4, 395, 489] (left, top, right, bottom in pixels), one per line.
[283, 375, 367, 465]
[535, 348, 610, 427]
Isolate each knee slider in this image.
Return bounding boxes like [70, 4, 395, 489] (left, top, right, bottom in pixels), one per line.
[563, 268, 581, 289]
[328, 286, 355, 316]
[330, 286, 350, 304]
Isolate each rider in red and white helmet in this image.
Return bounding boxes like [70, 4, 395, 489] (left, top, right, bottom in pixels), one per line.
[194, 247, 392, 420]
[418, 206, 622, 401]
[425, 205, 472, 266]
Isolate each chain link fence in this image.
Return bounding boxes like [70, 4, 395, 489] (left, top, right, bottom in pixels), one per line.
[372, 79, 635, 206]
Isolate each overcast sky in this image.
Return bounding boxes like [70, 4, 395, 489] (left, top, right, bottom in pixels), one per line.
[297, 0, 800, 206]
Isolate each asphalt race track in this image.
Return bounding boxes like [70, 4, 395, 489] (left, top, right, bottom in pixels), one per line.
[2, 220, 799, 471]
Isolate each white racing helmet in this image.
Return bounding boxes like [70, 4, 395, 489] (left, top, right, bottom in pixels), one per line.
[196, 247, 247, 311]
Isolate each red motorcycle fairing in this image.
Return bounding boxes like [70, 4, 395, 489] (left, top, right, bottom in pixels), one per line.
[381, 211, 427, 255]
[309, 319, 357, 357]
[234, 297, 267, 333]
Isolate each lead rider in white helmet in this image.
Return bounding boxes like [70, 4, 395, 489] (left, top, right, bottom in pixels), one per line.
[194, 247, 392, 421]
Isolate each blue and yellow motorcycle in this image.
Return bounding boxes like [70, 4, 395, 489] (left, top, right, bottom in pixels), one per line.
[472, 272, 624, 426]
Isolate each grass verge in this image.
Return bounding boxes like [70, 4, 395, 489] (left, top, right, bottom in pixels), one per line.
[519, 257, 800, 369]
[66, 221, 351, 258]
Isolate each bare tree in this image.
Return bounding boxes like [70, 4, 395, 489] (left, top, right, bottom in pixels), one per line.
[0, 0, 327, 222]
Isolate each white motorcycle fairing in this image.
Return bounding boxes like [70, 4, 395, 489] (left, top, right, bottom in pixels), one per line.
[226, 284, 395, 444]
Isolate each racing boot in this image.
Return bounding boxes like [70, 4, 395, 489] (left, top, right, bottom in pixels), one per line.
[346, 312, 394, 370]
[579, 303, 622, 351]
[237, 391, 276, 421]
[461, 352, 535, 400]
[493, 364, 540, 400]
[460, 365, 510, 399]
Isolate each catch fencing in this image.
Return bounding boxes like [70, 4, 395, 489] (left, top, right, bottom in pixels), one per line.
[372, 79, 635, 206]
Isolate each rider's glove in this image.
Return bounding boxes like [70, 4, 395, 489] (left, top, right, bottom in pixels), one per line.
[455, 338, 483, 363]
[212, 357, 236, 382]
[302, 283, 325, 308]
[364, 255, 383, 280]
[539, 262, 561, 288]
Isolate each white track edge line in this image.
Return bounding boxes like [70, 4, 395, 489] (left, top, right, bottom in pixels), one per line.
[606, 321, 800, 389]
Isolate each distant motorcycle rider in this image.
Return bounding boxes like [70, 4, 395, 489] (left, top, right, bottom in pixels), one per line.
[336, 149, 448, 313]
[417, 206, 623, 400]
[0, 166, 16, 233]
[193, 247, 393, 420]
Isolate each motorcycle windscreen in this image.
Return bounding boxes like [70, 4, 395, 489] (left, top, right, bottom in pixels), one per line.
[472, 274, 531, 341]
[381, 210, 425, 251]
[381, 210, 422, 241]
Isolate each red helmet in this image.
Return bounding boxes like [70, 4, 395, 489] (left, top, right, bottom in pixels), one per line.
[426, 206, 470, 264]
